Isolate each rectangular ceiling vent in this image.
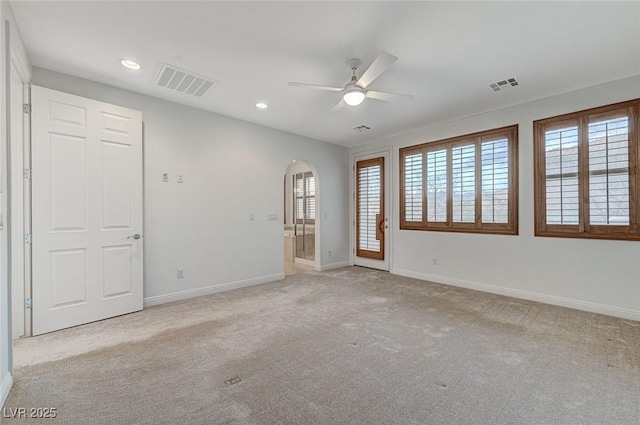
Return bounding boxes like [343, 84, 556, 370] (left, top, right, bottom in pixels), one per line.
[154, 63, 216, 98]
[353, 125, 371, 132]
[489, 76, 520, 92]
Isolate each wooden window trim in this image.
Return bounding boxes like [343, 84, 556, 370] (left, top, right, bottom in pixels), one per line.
[399, 125, 518, 235]
[534, 98, 640, 241]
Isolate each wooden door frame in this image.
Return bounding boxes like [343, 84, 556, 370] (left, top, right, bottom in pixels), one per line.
[351, 148, 392, 271]
[355, 157, 385, 260]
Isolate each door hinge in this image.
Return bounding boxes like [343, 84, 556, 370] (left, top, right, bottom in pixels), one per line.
[25, 233, 32, 244]
[23, 103, 31, 114]
[24, 168, 32, 179]
[25, 298, 32, 309]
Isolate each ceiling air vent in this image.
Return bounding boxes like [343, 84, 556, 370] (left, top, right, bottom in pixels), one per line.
[353, 125, 371, 132]
[154, 64, 216, 98]
[489, 76, 520, 92]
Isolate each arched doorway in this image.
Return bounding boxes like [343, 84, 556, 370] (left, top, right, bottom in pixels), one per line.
[283, 160, 319, 275]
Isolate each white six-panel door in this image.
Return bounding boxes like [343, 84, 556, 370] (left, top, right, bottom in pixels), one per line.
[31, 86, 143, 335]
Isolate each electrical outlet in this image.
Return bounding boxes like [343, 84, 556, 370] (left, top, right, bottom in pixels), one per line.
[162, 173, 169, 182]
[177, 269, 184, 278]
[328, 250, 332, 257]
[432, 258, 437, 266]
[177, 174, 184, 183]
[249, 213, 254, 221]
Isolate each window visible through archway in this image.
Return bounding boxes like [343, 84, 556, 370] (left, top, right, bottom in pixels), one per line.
[294, 172, 315, 224]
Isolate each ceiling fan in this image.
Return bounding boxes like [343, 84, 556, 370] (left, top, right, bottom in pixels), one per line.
[288, 52, 413, 109]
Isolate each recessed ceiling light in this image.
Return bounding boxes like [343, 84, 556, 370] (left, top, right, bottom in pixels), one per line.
[256, 102, 269, 109]
[120, 59, 141, 70]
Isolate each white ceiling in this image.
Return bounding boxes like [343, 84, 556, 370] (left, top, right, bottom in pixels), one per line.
[10, 1, 640, 147]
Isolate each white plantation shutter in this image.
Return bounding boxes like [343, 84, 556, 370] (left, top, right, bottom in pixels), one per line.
[358, 166, 380, 252]
[305, 175, 316, 221]
[426, 149, 447, 223]
[588, 115, 629, 225]
[481, 138, 509, 223]
[403, 151, 423, 224]
[544, 125, 579, 224]
[357, 158, 384, 259]
[294, 172, 315, 224]
[295, 175, 304, 221]
[452, 144, 475, 223]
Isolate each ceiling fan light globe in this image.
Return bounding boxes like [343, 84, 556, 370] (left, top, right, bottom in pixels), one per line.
[343, 87, 366, 106]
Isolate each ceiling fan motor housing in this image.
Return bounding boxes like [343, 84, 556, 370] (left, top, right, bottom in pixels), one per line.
[343, 84, 366, 106]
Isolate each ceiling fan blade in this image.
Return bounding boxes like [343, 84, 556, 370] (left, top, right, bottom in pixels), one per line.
[356, 52, 398, 89]
[330, 99, 346, 113]
[288, 82, 344, 92]
[366, 90, 413, 102]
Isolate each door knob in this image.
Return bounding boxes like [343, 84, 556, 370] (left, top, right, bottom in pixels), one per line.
[127, 234, 142, 240]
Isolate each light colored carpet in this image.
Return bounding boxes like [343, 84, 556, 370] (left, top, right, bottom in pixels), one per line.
[4, 267, 640, 424]
[284, 260, 314, 276]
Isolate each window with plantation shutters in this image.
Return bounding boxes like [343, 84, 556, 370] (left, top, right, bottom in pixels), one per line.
[534, 99, 640, 240]
[400, 125, 518, 234]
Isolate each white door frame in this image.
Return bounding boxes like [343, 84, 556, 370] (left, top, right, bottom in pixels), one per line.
[351, 148, 392, 271]
[9, 47, 31, 339]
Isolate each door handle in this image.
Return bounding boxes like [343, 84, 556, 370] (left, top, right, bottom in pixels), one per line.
[127, 234, 142, 240]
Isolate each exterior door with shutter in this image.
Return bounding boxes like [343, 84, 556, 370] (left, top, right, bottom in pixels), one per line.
[354, 152, 390, 270]
[31, 86, 144, 335]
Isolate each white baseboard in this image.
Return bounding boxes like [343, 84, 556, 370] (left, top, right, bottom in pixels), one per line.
[1, 373, 13, 408]
[392, 268, 640, 322]
[316, 261, 350, 272]
[143, 273, 285, 308]
[294, 258, 315, 267]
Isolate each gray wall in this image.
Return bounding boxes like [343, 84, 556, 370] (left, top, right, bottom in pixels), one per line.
[1, 0, 32, 406]
[351, 74, 640, 320]
[0, 2, 11, 406]
[34, 67, 350, 305]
